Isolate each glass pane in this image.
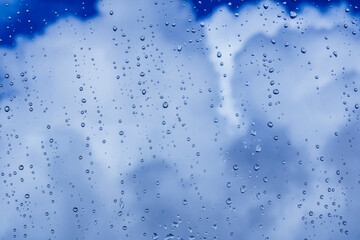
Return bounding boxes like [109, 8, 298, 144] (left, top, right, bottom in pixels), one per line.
[0, 0, 358, 239]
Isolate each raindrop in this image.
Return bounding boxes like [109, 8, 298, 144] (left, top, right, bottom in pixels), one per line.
[119, 198, 124, 209]
[290, 11, 297, 19]
[273, 89, 279, 95]
[255, 145, 262, 152]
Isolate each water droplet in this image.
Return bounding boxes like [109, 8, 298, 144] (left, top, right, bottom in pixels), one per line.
[119, 198, 124, 209]
[273, 89, 279, 95]
[216, 51, 222, 58]
[164, 233, 174, 240]
[4, 106, 10, 112]
[290, 11, 297, 19]
[162, 102, 168, 108]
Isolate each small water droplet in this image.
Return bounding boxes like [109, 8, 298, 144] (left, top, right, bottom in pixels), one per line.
[255, 145, 262, 152]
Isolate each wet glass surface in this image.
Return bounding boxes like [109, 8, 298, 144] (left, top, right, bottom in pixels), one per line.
[0, 1, 359, 239]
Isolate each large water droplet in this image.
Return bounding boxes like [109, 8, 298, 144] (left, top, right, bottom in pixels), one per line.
[290, 11, 297, 19]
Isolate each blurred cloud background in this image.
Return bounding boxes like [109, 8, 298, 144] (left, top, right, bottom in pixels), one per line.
[0, 0, 359, 239]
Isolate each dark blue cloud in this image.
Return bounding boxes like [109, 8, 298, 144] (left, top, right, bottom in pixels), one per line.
[0, 0, 98, 47]
[186, 0, 359, 19]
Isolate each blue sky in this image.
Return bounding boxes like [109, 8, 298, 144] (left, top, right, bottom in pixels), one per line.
[0, 0, 359, 239]
[186, 0, 359, 18]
